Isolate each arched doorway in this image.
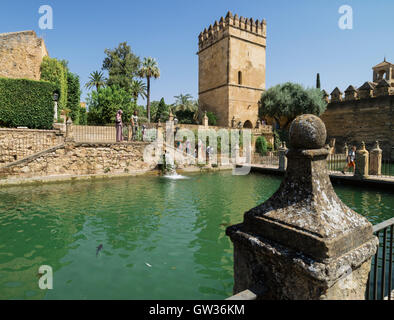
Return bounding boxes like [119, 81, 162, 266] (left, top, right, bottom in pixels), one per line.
[243, 120, 253, 129]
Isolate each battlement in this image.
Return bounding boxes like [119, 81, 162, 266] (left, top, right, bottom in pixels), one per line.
[328, 80, 394, 103]
[198, 11, 266, 52]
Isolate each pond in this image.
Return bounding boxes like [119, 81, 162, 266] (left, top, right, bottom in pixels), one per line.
[0, 171, 393, 300]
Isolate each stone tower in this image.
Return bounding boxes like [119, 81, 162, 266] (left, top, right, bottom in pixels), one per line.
[198, 12, 266, 128]
[372, 58, 394, 87]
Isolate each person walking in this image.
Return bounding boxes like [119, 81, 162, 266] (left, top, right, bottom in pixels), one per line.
[115, 110, 123, 142]
[342, 146, 356, 174]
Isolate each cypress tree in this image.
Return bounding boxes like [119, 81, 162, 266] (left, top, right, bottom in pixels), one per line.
[316, 73, 321, 89]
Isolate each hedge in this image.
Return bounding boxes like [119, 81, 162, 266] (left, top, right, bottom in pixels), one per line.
[40, 57, 68, 111]
[66, 72, 81, 123]
[0, 77, 57, 129]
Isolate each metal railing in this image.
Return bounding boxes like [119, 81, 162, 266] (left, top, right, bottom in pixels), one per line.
[73, 125, 157, 143]
[381, 159, 394, 178]
[327, 153, 347, 172]
[253, 151, 279, 167]
[367, 217, 394, 300]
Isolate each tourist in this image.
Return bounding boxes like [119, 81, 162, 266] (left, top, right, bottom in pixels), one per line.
[342, 146, 356, 174]
[115, 110, 123, 142]
[131, 110, 139, 141]
[185, 139, 191, 155]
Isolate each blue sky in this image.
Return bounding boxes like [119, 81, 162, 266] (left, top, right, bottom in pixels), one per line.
[1, 0, 393, 105]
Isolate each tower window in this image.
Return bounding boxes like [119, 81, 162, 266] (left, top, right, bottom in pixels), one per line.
[238, 71, 242, 85]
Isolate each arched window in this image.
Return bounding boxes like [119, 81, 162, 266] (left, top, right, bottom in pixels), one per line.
[378, 70, 386, 80]
[238, 71, 242, 85]
[243, 120, 253, 129]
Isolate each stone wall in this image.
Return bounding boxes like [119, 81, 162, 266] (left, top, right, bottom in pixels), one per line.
[0, 142, 153, 180]
[0, 128, 64, 165]
[0, 30, 48, 81]
[321, 95, 394, 160]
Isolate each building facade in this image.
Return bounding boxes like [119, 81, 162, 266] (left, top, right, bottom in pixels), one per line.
[198, 12, 266, 128]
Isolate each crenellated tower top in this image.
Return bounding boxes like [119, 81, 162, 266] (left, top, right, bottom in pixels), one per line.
[198, 11, 266, 52]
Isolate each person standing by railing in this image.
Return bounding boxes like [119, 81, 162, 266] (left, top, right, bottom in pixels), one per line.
[116, 110, 123, 142]
[342, 145, 356, 175]
[131, 110, 139, 141]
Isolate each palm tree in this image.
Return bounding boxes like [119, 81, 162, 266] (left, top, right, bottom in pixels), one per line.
[173, 93, 199, 114]
[130, 80, 147, 103]
[139, 57, 160, 122]
[85, 71, 106, 91]
[173, 94, 195, 112]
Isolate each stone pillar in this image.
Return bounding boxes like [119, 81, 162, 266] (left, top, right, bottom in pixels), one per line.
[278, 142, 288, 171]
[370, 141, 382, 176]
[157, 120, 163, 144]
[355, 142, 369, 179]
[65, 118, 74, 142]
[226, 114, 378, 300]
[54, 101, 58, 122]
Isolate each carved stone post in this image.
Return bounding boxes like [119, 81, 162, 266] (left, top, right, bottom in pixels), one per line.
[203, 111, 209, 127]
[370, 141, 382, 176]
[65, 118, 74, 142]
[355, 142, 369, 179]
[278, 142, 288, 171]
[226, 114, 378, 300]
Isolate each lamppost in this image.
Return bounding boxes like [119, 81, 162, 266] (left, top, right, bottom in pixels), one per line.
[53, 92, 59, 122]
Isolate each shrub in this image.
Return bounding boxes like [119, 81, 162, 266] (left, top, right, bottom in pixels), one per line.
[40, 57, 68, 111]
[255, 136, 268, 156]
[79, 107, 87, 125]
[0, 77, 56, 129]
[259, 82, 327, 129]
[175, 109, 195, 124]
[87, 85, 135, 125]
[206, 111, 217, 126]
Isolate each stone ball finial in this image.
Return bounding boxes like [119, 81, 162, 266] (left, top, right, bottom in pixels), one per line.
[289, 114, 327, 149]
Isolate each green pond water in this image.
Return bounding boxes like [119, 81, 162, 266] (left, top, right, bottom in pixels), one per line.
[0, 171, 393, 300]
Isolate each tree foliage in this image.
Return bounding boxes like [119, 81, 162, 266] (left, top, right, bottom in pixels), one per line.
[102, 42, 141, 91]
[85, 71, 106, 91]
[138, 57, 160, 122]
[259, 82, 327, 129]
[154, 98, 169, 122]
[206, 111, 217, 126]
[255, 136, 268, 156]
[130, 79, 147, 103]
[87, 86, 138, 125]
